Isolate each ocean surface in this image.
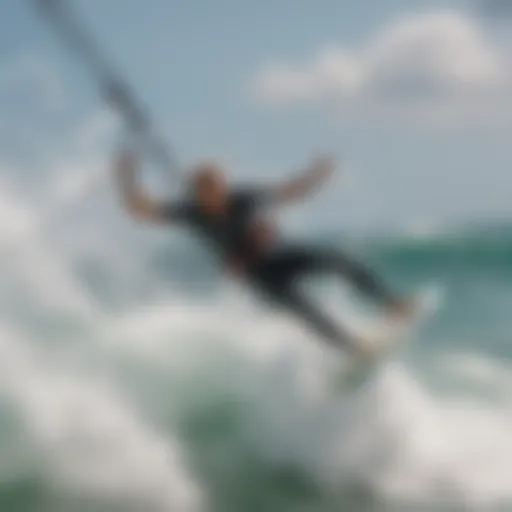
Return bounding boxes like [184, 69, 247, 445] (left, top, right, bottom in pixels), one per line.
[1, 216, 512, 512]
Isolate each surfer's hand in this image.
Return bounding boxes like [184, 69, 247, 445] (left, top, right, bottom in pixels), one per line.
[351, 336, 379, 362]
[311, 155, 336, 181]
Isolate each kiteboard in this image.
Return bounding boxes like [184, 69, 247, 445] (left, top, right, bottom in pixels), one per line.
[336, 288, 441, 391]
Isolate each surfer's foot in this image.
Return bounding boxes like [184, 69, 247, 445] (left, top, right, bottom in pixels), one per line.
[349, 333, 380, 362]
[384, 297, 418, 321]
[355, 342, 380, 362]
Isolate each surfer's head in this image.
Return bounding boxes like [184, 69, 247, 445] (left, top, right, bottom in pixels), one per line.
[188, 160, 228, 211]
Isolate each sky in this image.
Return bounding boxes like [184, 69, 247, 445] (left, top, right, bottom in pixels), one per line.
[0, 0, 511, 233]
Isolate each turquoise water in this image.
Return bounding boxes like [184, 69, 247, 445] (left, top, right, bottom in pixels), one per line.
[1, 223, 512, 512]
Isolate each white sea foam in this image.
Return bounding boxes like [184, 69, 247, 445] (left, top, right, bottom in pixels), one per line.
[0, 325, 203, 512]
[0, 112, 511, 511]
[94, 287, 512, 509]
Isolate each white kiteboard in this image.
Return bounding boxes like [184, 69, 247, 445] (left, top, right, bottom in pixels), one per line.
[336, 288, 441, 391]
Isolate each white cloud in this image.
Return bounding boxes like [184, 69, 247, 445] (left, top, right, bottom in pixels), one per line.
[251, 11, 511, 121]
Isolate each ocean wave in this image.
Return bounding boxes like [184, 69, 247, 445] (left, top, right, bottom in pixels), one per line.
[1, 172, 512, 511]
[0, 325, 203, 512]
[87, 290, 512, 511]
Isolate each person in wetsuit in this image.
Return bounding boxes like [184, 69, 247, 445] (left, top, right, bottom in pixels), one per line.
[114, 147, 415, 355]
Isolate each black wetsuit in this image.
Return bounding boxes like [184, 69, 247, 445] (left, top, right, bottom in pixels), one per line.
[161, 189, 394, 352]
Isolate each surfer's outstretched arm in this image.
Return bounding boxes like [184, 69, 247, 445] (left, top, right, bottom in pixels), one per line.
[271, 155, 336, 205]
[113, 148, 174, 223]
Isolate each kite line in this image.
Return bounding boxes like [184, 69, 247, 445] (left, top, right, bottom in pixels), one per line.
[30, 0, 183, 181]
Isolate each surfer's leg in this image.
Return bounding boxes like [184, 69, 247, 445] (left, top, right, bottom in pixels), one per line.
[277, 246, 396, 304]
[277, 287, 359, 354]
[296, 248, 418, 318]
[328, 251, 395, 302]
[247, 265, 355, 351]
